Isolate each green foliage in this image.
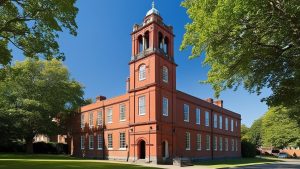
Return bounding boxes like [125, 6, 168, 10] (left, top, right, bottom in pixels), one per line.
[0, 59, 84, 151]
[241, 140, 257, 158]
[241, 124, 250, 141]
[181, 0, 300, 112]
[261, 107, 300, 148]
[247, 118, 263, 147]
[0, 0, 78, 65]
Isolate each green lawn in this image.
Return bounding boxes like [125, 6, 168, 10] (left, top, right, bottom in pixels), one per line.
[194, 157, 282, 168]
[0, 154, 159, 169]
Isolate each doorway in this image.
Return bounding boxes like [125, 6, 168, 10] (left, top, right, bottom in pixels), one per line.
[139, 140, 146, 159]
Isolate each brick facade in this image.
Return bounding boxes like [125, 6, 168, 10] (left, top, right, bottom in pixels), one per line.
[69, 5, 241, 163]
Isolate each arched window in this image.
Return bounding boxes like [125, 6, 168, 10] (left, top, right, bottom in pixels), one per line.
[144, 31, 149, 49]
[138, 35, 143, 53]
[164, 37, 169, 55]
[162, 66, 168, 83]
[139, 64, 146, 81]
[158, 32, 163, 50]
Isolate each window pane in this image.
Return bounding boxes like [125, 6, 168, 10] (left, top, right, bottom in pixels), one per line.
[89, 112, 94, 128]
[81, 114, 85, 129]
[184, 104, 189, 122]
[107, 108, 113, 123]
[139, 65, 146, 81]
[119, 104, 126, 121]
[219, 115, 223, 129]
[186, 132, 190, 150]
[98, 134, 103, 150]
[162, 66, 168, 83]
[206, 135, 210, 150]
[196, 108, 200, 124]
[214, 113, 218, 128]
[120, 133, 126, 149]
[89, 135, 94, 149]
[108, 134, 113, 149]
[97, 111, 103, 126]
[81, 135, 85, 149]
[197, 134, 201, 150]
[205, 111, 210, 126]
[163, 97, 168, 116]
[139, 96, 145, 115]
[219, 137, 223, 151]
[213, 136, 217, 151]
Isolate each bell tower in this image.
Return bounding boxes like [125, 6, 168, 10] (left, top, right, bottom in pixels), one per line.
[128, 2, 176, 92]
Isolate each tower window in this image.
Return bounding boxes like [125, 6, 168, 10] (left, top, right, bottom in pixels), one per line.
[162, 66, 168, 83]
[162, 97, 168, 116]
[138, 96, 146, 115]
[138, 35, 143, 53]
[144, 31, 149, 49]
[158, 32, 163, 50]
[139, 64, 146, 81]
[164, 37, 169, 55]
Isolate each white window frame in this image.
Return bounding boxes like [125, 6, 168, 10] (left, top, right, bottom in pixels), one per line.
[138, 96, 146, 115]
[119, 104, 126, 121]
[196, 108, 201, 125]
[184, 104, 189, 122]
[236, 138, 238, 151]
[231, 119, 234, 132]
[213, 113, 218, 128]
[185, 132, 190, 150]
[97, 111, 103, 126]
[119, 132, 126, 150]
[205, 111, 210, 127]
[139, 64, 146, 81]
[89, 135, 94, 150]
[81, 114, 85, 129]
[231, 138, 235, 151]
[225, 138, 229, 151]
[97, 134, 103, 150]
[206, 135, 210, 150]
[162, 97, 168, 116]
[219, 137, 223, 151]
[89, 112, 94, 128]
[107, 108, 113, 124]
[219, 115, 223, 129]
[162, 66, 168, 83]
[213, 136, 217, 151]
[108, 133, 113, 150]
[80, 135, 85, 150]
[197, 133, 201, 151]
[225, 117, 228, 130]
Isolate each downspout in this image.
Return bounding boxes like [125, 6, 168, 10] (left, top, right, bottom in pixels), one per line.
[102, 103, 106, 160]
[211, 109, 213, 160]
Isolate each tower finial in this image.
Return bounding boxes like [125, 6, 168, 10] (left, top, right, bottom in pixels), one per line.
[152, 0, 155, 9]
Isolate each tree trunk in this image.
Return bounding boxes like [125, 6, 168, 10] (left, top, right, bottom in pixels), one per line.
[25, 137, 33, 154]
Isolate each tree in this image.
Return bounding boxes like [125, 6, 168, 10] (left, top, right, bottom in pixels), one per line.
[0, 0, 78, 66]
[261, 107, 300, 148]
[241, 124, 250, 141]
[0, 59, 84, 153]
[180, 0, 300, 112]
[247, 118, 263, 147]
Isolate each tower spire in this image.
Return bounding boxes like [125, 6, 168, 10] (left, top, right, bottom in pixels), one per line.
[152, 0, 155, 9]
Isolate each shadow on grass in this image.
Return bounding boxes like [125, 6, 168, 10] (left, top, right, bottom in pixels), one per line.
[194, 157, 282, 168]
[0, 153, 78, 160]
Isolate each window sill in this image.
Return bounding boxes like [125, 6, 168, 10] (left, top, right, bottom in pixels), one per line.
[197, 149, 201, 151]
[185, 148, 190, 151]
[119, 120, 126, 122]
[184, 120, 189, 122]
[97, 148, 103, 150]
[108, 148, 113, 150]
[89, 148, 94, 150]
[119, 148, 127, 151]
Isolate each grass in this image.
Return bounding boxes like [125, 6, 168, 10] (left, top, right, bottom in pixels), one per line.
[0, 154, 159, 169]
[194, 157, 282, 168]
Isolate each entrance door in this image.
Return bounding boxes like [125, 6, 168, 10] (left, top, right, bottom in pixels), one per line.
[162, 141, 169, 158]
[139, 140, 146, 159]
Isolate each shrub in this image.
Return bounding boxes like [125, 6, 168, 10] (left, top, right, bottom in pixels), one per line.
[241, 140, 256, 157]
[33, 142, 68, 154]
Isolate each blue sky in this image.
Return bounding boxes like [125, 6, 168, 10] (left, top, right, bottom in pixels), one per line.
[12, 0, 271, 127]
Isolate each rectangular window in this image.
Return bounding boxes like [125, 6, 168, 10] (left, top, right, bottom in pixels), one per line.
[97, 134, 103, 150]
[236, 120, 238, 128]
[219, 115, 223, 129]
[162, 97, 168, 116]
[119, 104, 126, 121]
[225, 117, 228, 130]
[184, 104, 189, 122]
[219, 137, 223, 151]
[225, 138, 228, 151]
[231, 119, 234, 132]
[213, 113, 218, 128]
[196, 108, 201, 125]
[236, 138, 238, 151]
[138, 96, 146, 115]
[107, 108, 113, 123]
[196, 134, 201, 150]
[108, 134, 113, 149]
[89, 135, 94, 150]
[97, 111, 103, 126]
[81, 114, 85, 129]
[80, 135, 85, 150]
[205, 111, 210, 127]
[119, 133, 126, 149]
[231, 138, 235, 151]
[213, 136, 217, 151]
[206, 135, 210, 150]
[89, 112, 94, 128]
[185, 132, 190, 150]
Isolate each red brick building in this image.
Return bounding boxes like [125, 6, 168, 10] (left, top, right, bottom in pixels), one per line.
[70, 3, 241, 164]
